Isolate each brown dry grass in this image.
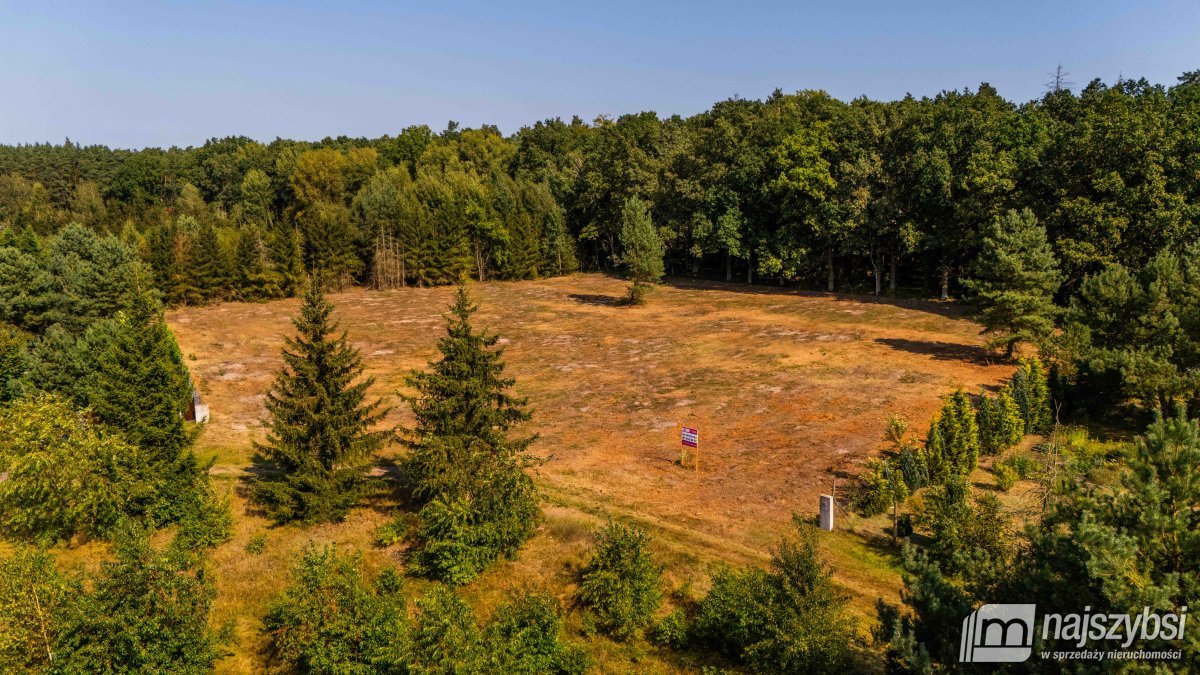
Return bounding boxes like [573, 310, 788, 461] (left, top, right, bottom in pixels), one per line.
[163, 273, 1012, 672]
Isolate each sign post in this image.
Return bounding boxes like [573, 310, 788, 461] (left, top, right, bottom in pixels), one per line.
[681, 426, 699, 472]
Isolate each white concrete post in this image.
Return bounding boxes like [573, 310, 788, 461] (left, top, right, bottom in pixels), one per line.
[819, 494, 834, 531]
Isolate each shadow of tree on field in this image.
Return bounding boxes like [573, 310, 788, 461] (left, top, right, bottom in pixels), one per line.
[568, 293, 626, 307]
[660, 276, 967, 320]
[875, 337, 999, 366]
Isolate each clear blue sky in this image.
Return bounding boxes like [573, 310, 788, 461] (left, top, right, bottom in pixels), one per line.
[1, 1, 1197, 149]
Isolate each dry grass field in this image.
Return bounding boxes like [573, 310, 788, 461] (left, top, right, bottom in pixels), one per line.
[165, 273, 1012, 672]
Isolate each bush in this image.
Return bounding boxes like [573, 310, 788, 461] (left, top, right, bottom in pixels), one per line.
[1006, 453, 1043, 479]
[578, 520, 662, 640]
[854, 460, 892, 517]
[691, 518, 859, 673]
[245, 533, 267, 555]
[485, 590, 590, 674]
[264, 545, 407, 673]
[651, 608, 689, 649]
[58, 523, 229, 674]
[401, 585, 587, 674]
[374, 512, 415, 547]
[993, 462, 1018, 491]
[0, 394, 143, 542]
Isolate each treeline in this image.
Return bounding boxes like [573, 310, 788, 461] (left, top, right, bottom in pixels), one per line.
[4, 71, 1200, 411]
[1, 73, 1198, 297]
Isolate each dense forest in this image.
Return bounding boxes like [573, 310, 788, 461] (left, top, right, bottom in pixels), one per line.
[4, 72, 1200, 413]
[2, 71, 1200, 673]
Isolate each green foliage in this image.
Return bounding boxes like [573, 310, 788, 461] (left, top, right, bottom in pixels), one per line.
[975, 384, 1024, 455]
[403, 286, 540, 584]
[0, 547, 79, 672]
[898, 408, 1200, 667]
[87, 283, 192, 462]
[651, 608, 689, 649]
[993, 462, 1018, 491]
[923, 389, 980, 481]
[616, 196, 665, 304]
[875, 546, 971, 670]
[0, 393, 150, 542]
[264, 545, 407, 674]
[56, 523, 229, 674]
[964, 208, 1062, 355]
[578, 520, 663, 640]
[388, 584, 586, 674]
[245, 533, 267, 555]
[855, 458, 909, 519]
[252, 280, 390, 524]
[921, 476, 1011, 575]
[1010, 356, 1052, 434]
[691, 518, 859, 673]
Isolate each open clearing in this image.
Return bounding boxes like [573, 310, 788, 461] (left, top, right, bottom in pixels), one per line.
[168, 274, 1010, 672]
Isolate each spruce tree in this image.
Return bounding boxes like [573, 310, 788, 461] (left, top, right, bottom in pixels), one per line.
[192, 222, 229, 302]
[87, 281, 191, 463]
[964, 208, 1062, 357]
[86, 278, 214, 526]
[252, 279, 390, 523]
[402, 286, 540, 584]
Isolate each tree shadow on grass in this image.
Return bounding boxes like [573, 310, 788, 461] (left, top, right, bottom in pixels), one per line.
[660, 276, 968, 319]
[568, 293, 627, 307]
[875, 337, 999, 366]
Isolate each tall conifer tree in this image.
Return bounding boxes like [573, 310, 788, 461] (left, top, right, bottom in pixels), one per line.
[252, 278, 390, 523]
[402, 286, 540, 584]
[965, 209, 1062, 357]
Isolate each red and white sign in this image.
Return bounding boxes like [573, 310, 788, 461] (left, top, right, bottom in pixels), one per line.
[681, 426, 699, 448]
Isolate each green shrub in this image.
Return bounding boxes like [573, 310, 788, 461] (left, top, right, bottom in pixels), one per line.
[485, 590, 590, 674]
[401, 586, 587, 674]
[855, 460, 892, 517]
[993, 462, 1018, 491]
[651, 608, 689, 649]
[691, 518, 859, 673]
[245, 533, 267, 555]
[374, 512, 415, 547]
[1006, 454, 1042, 479]
[579, 520, 662, 640]
[264, 545, 407, 673]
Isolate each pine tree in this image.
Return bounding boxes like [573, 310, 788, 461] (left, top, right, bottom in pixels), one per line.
[923, 423, 950, 486]
[87, 281, 191, 463]
[976, 386, 1024, 455]
[616, 197, 664, 304]
[402, 286, 540, 584]
[1010, 357, 1052, 435]
[964, 208, 1062, 357]
[252, 278, 390, 523]
[924, 391, 980, 481]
